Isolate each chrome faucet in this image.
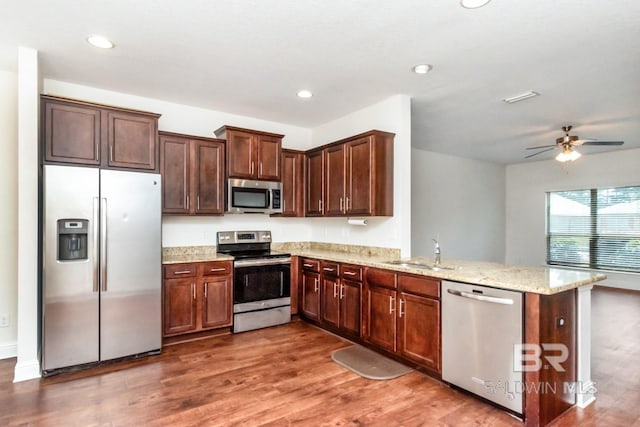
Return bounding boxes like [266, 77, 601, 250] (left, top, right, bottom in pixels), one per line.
[432, 238, 441, 265]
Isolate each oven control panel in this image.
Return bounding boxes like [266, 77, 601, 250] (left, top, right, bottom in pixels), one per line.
[217, 230, 272, 244]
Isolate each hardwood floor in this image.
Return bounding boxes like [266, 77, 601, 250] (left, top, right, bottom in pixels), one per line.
[1, 286, 637, 426]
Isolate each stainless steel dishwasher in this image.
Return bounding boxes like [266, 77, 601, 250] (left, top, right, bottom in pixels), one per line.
[442, 280, 523, 414]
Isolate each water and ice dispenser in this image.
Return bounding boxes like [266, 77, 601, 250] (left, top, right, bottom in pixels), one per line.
[57, 219, 89, 261]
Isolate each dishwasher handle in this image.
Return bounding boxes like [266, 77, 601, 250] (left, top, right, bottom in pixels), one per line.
[447, 288, 514, 305]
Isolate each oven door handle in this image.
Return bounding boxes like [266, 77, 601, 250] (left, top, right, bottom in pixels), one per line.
[234, 257, 292, 267]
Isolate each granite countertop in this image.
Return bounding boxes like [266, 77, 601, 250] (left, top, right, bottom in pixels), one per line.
[274, 243, 606, 295]
[162, 246, 233, 264]
[162, 242, 606, 295]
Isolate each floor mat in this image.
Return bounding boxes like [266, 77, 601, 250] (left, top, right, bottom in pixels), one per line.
[331, 345, 413, 380]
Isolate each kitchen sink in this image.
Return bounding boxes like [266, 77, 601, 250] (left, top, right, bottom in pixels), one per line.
[382, 260, 455, 271]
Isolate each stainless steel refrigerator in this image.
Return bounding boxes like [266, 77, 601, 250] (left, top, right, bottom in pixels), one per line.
[42, 165, 162, 373]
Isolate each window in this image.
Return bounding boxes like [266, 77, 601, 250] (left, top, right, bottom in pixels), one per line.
[547, 186, 640, 273]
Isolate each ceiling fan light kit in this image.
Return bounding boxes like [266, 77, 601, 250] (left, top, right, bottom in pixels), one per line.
[555, 147, 581, 162]
[525, 125, 624, 162]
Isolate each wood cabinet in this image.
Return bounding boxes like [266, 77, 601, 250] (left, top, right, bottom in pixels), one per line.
[324, 145, 347, 216]
[301, 259, 321, 321]
[304, 130, 394, 217]
[280, 149, 305, 217]
[42, 95, 160, 171]
[214, 126, 283, 181]
[365, 268, 441, 373]
[306, 149, 325, 216]
[160, 132, 225, 215]
[163, 261, 233, 338]
[300, 259, 362, 338]
[396, 274, 440, 371]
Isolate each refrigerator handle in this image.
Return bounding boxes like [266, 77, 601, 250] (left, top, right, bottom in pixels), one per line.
[92, 197, 100, 293]
[100, 197, 108, 292]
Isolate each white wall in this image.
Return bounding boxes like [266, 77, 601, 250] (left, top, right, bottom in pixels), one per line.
[0, 70, 18, 359]
[15, 47, 41, 381]
[310, 95, 412, 256]
[411, 149, 506, 262]
[506, 148, 640, 290]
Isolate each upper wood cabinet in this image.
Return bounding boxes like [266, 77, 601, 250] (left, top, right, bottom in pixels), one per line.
[305, 130, 394, 217]
[306, 149, 325, 216]
[280, 149, 305, 217]
[160, 131, 225, 215]
[41, 95, 160, 171]
[214, 126, 283, 181]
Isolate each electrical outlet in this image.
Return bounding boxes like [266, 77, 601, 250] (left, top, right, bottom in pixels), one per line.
[0, 313, 9, 328]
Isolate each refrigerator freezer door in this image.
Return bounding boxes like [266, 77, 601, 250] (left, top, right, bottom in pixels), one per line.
[99, 170, 162, 361]
[42, 165, 100, 371]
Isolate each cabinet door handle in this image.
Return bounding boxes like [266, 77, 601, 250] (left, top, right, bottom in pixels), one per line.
[399, 299, 405, 318]
[389, 296, 395, 314]
[192, 283, 196, 300]
[204, 284, 207, 299]
[303, 263, 314, 268]
[340, 283, 344, 299]
[251, 161, 255, 175]
[333, 282, 338, 298]
[346, 196, 350, 211]
[315, 278, 319, 292]
[343, 271, 357, 276]
[197, 195, 200, 211]
[323, 267, 335, 272]
[209, 267, 226, 272]
[259, 162, 263, 176]
[173, 270, 193, 275]
[109, 145, 114, 162]
[340, 197, 344, 212]
[186, 195, 190, 210]
[318, 199, 323, 213]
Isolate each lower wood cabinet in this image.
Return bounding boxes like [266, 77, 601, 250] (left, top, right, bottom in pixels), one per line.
[319, 262, 362, 338]
[365, 268, 441, 373]
[301, 259, 321, 321]
[296, 258, 441, 374]
[163, 260, 233, 338]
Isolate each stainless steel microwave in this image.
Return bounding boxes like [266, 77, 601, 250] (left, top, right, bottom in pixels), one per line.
[227, 178, 282, 214]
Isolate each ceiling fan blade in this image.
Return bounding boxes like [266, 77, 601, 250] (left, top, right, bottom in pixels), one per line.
[526, 144, 557, 150]
[525, 147, 556, 159]
[580, 140, 624, 146]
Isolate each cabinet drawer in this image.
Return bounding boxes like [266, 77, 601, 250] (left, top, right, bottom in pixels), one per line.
[398, 274, 440, 299]
[366, 268, 397, 289]
[321, 261, 340, 277]
[201, 261, 232, 276]
[164, 263, 197, 279]
[341, 264, 363, 282]
[301, 258, 320, 272]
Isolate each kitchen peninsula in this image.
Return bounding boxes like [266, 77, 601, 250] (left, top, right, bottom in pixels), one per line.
[163, 242, 605, 427]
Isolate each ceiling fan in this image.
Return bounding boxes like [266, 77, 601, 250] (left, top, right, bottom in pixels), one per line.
[525, 125, 624, 162]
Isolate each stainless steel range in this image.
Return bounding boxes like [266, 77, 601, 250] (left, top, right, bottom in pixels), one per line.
[217, 231, 291, 333]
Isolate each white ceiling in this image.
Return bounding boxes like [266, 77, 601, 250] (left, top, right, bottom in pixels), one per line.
[2, 0, 639, 164]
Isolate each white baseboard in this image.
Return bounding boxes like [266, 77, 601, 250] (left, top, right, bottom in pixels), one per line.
[13, 358, 41, 382]
[0, 341, 17, 360]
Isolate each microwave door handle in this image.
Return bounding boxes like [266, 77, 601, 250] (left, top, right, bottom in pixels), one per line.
[266, 189, 271, 208]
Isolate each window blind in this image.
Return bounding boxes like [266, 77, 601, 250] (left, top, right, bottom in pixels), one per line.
[547, 186, 640, 273]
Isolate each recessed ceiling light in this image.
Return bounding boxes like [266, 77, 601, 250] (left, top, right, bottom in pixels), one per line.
[412, 64, 433, 74]
[502, 91, 540, 104]
[460, 0, 491, 9]
[87, 35, 114, 49]
[297, 90, 313, 99]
